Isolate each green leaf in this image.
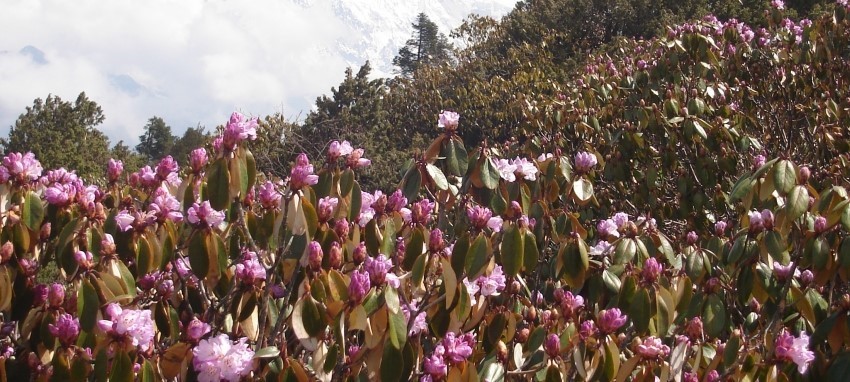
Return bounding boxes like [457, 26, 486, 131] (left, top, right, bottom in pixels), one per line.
[188, 232, 210, 280]
[787, 185, 809, 221]
[828, 352, 850, 380]
[729, 175, 754, 203]
[481, 157, 500, 189]
[139, 360, 155, 382]
[560, 240, 589, 289]
[465, 233, 490, 279]
[704, 294, 726, 338]
[443, 138, 468, 177]
[388, 307, 408, 350]
[206, 158, 231, 211]
[348, 182, 362, 222]
[21, 191, 44, 231]
[339, 169, 355, 197]
[109, 351, 134, 382]
[380, 218, 397, 258]
[450, 234, 470, 277]
[254, 346, 280, 359]
[301, 296, 325, 337]
[523, 231, 539, 273]
[426, 164, 449, 190]
[630, 288, 652, 335]
[613, 238, 637, 265]
[380, 342, 404, 381]
[77, 278, 99, 332]
[401, 167, 422, 201]
[500, 224, 524, 276]
[773, 160, 796, 195]
[402, 228, 425, 271]
[572, 178, 594, 203]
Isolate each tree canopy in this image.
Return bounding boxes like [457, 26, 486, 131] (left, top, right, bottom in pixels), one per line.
[1, 92, 111, 180]
[392, 13, 454, 77]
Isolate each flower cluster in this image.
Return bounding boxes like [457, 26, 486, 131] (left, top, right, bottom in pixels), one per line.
[423, 332, 475, 380]
[97, 303, 156, 351]
[775, 330, 814, 374]
[193, 334, 255, 382]
[494, 157, 539, 182]
[187, 201, 225, 228]
[289, 153, 318, 190]
[463, 265, 506, 298]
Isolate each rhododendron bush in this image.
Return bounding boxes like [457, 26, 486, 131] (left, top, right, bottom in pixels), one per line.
[3, 6, 850, 382]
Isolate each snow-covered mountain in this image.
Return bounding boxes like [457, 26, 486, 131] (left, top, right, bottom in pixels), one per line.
[0, 0, 518, 146]
[310, 0, 517, 77]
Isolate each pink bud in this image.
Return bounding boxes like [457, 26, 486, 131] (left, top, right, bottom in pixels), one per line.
[352, 242, 367, 265]
[0, 242, 12, 263]
[328, 242, 343, 269]
[334, 218, 350, 240]
[814, 216, 828, 234]
[308, 241, 323, 271]
[686, 231, 698, 245]
[544, 333, 561, 358]
[47, 283, 65, 308]
[428, 228, 444, 253]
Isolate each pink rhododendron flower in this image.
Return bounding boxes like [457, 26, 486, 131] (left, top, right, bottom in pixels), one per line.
[221, 112, 258, 151]
[438, 110, 459, 130]
[97, 303, 155, 351]
[598, 308, 628, 334]
[494, 158, 517, 182]
[187, 201, 225, 228]
[257, 181, 281, 210]
[637, 336, 671, 359]
[512, 157, 539, 181]
[327, 140, 354, 160]
[574, 151, 597, 173]
[289, 153, 319, 190]
[364, 254, 393, 286]
[189, 148, 208, 174]
[107, 159, 123, 182]
[48, 313, 80, 347]
[775, 330, 814, 374]
[1, 152, 43, 184]
[193, 333, 255, 382]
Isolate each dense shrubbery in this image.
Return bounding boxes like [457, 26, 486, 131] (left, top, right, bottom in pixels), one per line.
[2, 1, 850, 381]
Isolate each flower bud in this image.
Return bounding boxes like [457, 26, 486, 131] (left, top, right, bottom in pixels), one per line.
[334, 218, 350, 240]
[107, 159, 123, 183]
[47, 283, 65, 308]
[544, 333, 561, 358]
[515, 328, 530, 343]
[308, 241, 323, 271]
[686, 317, 704, 340]
[189, 148, 208, 174]
[428, 228, 445, 253]
[496, 340, 508, 363]
[0, 241, 12, 263]
[138, 273, 157, 291]
[328, 242, 343, 269]
[40, 223, 51, 242]
[761, 209, 775, 231]
[348, 270, 371, 304]
[800, 269, 814, 287]
[270, 283, 286, 299]
[641, 258, 663, 285]
[814, 216, 828, 234]
[32, 284, 48, 306]
[798, 165, 811, 183]
[352, 242, 367, 265]
[686, 231, 698, 245]
[714, 221, 727, 237]
[186, 317, 211, 342]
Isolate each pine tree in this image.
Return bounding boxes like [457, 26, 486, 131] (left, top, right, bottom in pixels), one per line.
[136, 116, 175, 163]
[392, 13, 453, 77]
[1, 92, 111, 180]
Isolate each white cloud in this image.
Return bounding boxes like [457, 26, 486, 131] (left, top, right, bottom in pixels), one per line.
[0, 0, 514, 148]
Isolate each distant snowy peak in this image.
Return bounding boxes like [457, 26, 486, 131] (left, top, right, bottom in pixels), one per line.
[319, 0, 516, 77]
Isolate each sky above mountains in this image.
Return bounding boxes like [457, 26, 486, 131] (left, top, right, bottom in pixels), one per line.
[0, 0, 515, 147]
